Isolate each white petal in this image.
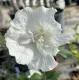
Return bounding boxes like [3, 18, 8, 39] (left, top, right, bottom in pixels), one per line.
[26, 6, 61, 33]
[28, 50, 58, 71]
[40, 55, 58, 71]
[5, 38, 18, 56]
[5, 7, 32, 41]
[17, 33, 32, 45]
[52, 31, 72, 47]
[57, 35, 72, 46]
[15, 48, 33, 65]
[43, 47, 59, 56]
[6, 39, 33, 64]
[12, 7, 32, 29]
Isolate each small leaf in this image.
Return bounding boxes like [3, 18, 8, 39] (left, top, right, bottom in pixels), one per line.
[29, 73, 42, 80]
[17, 73, 28, 80]
[73, 23, 78, 31]
[44, 71, 61, 80]
[58, 47, 73, 59]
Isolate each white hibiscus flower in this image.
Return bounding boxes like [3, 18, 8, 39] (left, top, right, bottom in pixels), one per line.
[5, 6, 72, 72]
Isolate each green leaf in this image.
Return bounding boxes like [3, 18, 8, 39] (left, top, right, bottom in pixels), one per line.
[58, 47, 73, 59]
[29, 73, 42, 80]
[17, 74, 29, 80]
[73, 23, 78, 31]
[43, 71, 61, 80]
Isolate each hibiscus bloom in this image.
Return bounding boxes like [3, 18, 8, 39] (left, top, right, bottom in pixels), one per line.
[5, 6, 72, 72]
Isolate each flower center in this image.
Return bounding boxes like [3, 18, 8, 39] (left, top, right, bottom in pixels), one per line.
[36, 36, 44, 48]
[35, 29, 45, 48]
